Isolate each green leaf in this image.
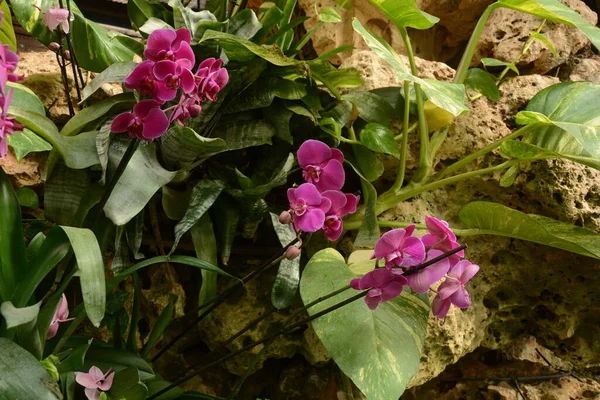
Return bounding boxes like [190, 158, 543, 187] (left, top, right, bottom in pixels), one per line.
[367, 0, 438, 30]
[0, 301, 41, 329]
[319, 7, 342, 23]
[128, 0, 170, 32]
[169, 0, 218, 41]
[481, 57, 519, 75]
[465, 68, 500, 101]
[200, 30, 300, 65]
[498, 0, 600, 51]
[60, 226, 106, 327]
[108, 366, 148, 399]
[160, 125, 227, 169]
[104, 139, 177, 226]
[7, 128, 52, 161]
[212, 195, 240, 265]
[80, 62, 137, 103]
[499, 163, 520, 187]
[0, 1, 17, 51]
[213, 120, 276, 151]
[191, 215, 218, 308]
[299, 249, 429, 399]
[16, 187, 39, 209]
[225, 77, 307, 113]
[246, 153, 294, 198]
[0, 169, 27, 300]
[359, 123, 400, 158]
[141, 293, 176, 358]
[162, 185, 192, 221]
[460, 201, 600, 259]
[253, 4, 284, 43]
[343, 91, 396, 125]
[530, 31, 558, 57]
[519, 82, 600, 165]
[61, 93, 135, 137]
[139, 17, 174, 35]
[346, 160, 380, 247]
[308, 60, 364, 98]
[9, 107, 100, 169]
[0, 338, 61, 399]
[269, 213, 300, 309]
[500, 140, 600, 171]
[171, 180, 224, 254]
[44, 164, 90, 225]
[228, 9, 262, 40]
[114, 35, 145, 57]
[353, 19, 467, 116]
[81, 342, 155, 380]
[7, 82, 46, 115]
[264, 102, 294, 143]
[352, 145, 384, 182]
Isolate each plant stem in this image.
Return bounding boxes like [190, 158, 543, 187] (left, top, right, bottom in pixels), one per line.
[496, 19, 547, 83]
[434, 124, 533, 180]
[55, 48, 75, 116]
[91, 139, 140, 226]
[398, 26, 429, 182]
[391, 82, 412, 192]
[394, 121, 417, 141]
[455, 4, 499, 84]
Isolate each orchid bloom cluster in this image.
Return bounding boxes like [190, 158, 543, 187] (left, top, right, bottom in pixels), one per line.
[280, 140, 359, 242]
[0, 11, 24, 159]
[75, 366, 115, 400]
[350, 216, 479, 316]
[111, 28, 228, 141]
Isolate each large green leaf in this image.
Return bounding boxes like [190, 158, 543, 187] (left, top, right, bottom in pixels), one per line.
[0, 1, 16, 51]
[44, 164, 90, 225]
[212, 195, 240, 265]
[464, 68, 500, 101]
[107, 366, 148, 400]
[191, 215, 218, 307]
[352, 145, 384, 182]
[141, 293, 176, 358]
[367, 0, 439, 30]
[128, 0, 171, 32]
[0, 301, 41, 329]
[518, 82, 600, 164]
[7, 128, 52, 161]
[0, 169, 27, 300]
[7, 82, 46, 115]
[225, 77, 307, 113]
[459, 201, 600, 259]
[359, 123, 400, 158]
[9, 107, 99, 169]
[169, 0, 218, 41]
[160, 125, 227, 169]
[61, 93, 135, 137]
[0, 338, 61, 399]
[104, 139, 177, 226]
[346, 160, 380, 247]
[498, 0, 600, 51]
[228, 9, 262, 40]
[343, 91, 396, 125]
[170, 180, 223, 254]
[300, 249, 429, 400]
[353, 19, 468, 117]
[269, 213, 300, 309]
[213, 120, 276, 151]
[80, 62, 137, 103]
[500, 140, 600, 170]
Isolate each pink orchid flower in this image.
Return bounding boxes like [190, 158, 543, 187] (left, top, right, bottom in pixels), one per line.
[350, 268, 407, 310]
[144, 28, 195, 70]
[153, 60, 196, 102]
[194, 58, 229, 102]
[297, 140, 345, 192]
[287, 183, 332, 232]
[111, 100, 169, 141]
[371, 226, 426, 269]
[404, 249, 451, 294]
[0, 90, 24, 159]
[320, 190, 359, 241]
[432, 260, 480, 318]
[170, 95, 202, 125]
[42, 8, 74, 34]
[124, 60, 159, 99]
[422, 216, 464, 266]
[46, 294, 73, 339]
[75, 366, 115, 400]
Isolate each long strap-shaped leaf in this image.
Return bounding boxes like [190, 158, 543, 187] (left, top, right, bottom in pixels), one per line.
[0, 169, 28, 301]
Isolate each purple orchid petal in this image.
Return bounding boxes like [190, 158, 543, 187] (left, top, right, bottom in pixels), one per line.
[365, 290, 382, 310]
[294, 183, 323, 206]
[133, 99, 161, 118]
[179, 68, 196, 93]
[432, 296, 451, 318]
[152, 60, 177, 81]
[330, 148, 344, 164]
[450, 260, 479, 284]
[75, 371, 99, 389]
[84, 388, 100, 400]
[96, 371, 115, 391]
[174, 28, 192, 48]
[349, 277, 361, 290]
[437, 277, 461, 300]
[357, 268, 393, 289]
[297, 139, 332, 168]
[380, 280, 405, 302]
[314, 159, 345, 191]
[339, 193, 359, 216]
[401, 236, 426, 267]
[405, 249, 450, 293]
[46, 321, 60, 339]
[214, 68, 229, 88]
[110, 112, 135, 133]
[56, 293, 70, 320]
[144, 28, 177, 61]
[43, 8, 71, 33]
[425, 215, 456, 242]
[154, 81, 178, 102]
[314, 196, 331, 213]
[286, 187, 297, 205]
[321, 190, 346, 213]
[323, 218, 343, 241]
[373, 228, 407, 260]
[450, 287, 471, 308]
[140, 108, 169, 140]
[295, 209, 326, 232]
[173, 42, 195, 69]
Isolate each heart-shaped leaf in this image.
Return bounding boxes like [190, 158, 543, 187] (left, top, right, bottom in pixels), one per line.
[465, 68, 500, 101]
[367, 0, 439, 30]
[360, 123, 400, 158]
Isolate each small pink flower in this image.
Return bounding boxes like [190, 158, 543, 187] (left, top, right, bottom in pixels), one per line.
[422, 216, 464, 266]
[153, 60, 195, 102]
[371, 227, 426, 269]
[46, 294, 72, 339]
[0, 90, 24, 159]
[297, 140, 345, 192]
[350, 268, 407, 310]
[124, 60, 159, 100]
[287, 183, 332, 232]
[432, 260, 480, 318]
[404, 249, 450, 294]
[111, 100, 169, 141]
[75, 366, 115, 400]
[320, 190, 359, 241]
[1, 45, 21, 85]
[144, 28, 195, 70]
[42, 8, 74, 34]
[194, 58, 229, 102]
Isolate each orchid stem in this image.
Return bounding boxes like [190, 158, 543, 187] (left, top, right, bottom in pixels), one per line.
[55, 47, 74, 116]
[391, 82, 412, 192]
[64, 0, 85, 91]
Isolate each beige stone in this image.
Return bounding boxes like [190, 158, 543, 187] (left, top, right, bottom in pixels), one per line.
[0, 149, 45, 187]
[495, 75, 560, 123]
[564, 55, 600, 84]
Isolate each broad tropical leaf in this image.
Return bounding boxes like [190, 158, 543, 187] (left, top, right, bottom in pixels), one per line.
[7, 128, 52, 161]
[367, 0, 439, 30]
[269, 213, 300, 309]
[0, 1, 16, 51]
[80, 62, 137, 102]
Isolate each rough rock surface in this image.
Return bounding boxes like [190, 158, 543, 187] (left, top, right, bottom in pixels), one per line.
[0, 150, 45, 187]
[495, 75, 560, 124]
[562, 55, 600, 84]
[473, 0, 598, 74]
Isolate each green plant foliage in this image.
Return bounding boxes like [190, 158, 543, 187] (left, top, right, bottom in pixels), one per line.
[481, 57, 519, 75]
[7, 128, 52, 161]
[108, 366, 148, 400]
[359, 123, 400, 158]
[346, 161, 380, 247]
[228, 9, 262, 40]
[128, 0, 171, 32]
[353, 18, 468, 117]
[44, 164, 90, 225]
[61, 93, 135, 137]
[0, 301, 41, 330]
[225, 77, 308, 113]
[213, 120, 276, 151]
[530, 31, 558, 57]
[16, 187, 39, 209]
[0, 338, 61, 399]
[191, 216, 219, 307]
[465, 68, 500, 101]
[80, 62, 137, 103]
[212, 195, 240, 265]
[352, 145, 384, 182]
[460, 201, 600, 259]
[367, 0, 439, 30]
[343, 91, 396, 125]
[161, 125, 227, 169]
[300, 249, 429, 399]
[7, 82, 46, 115]
[169, 0, 218, 40]
[0, 1, 17, 51]
[269, 213, 300, 309]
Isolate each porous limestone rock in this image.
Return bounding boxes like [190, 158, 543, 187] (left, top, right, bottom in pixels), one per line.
[0, 150, 45, 187]
[495, 75, 560, 124]
[473, 0, 598, 74]
[562, 55, 600, 84]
